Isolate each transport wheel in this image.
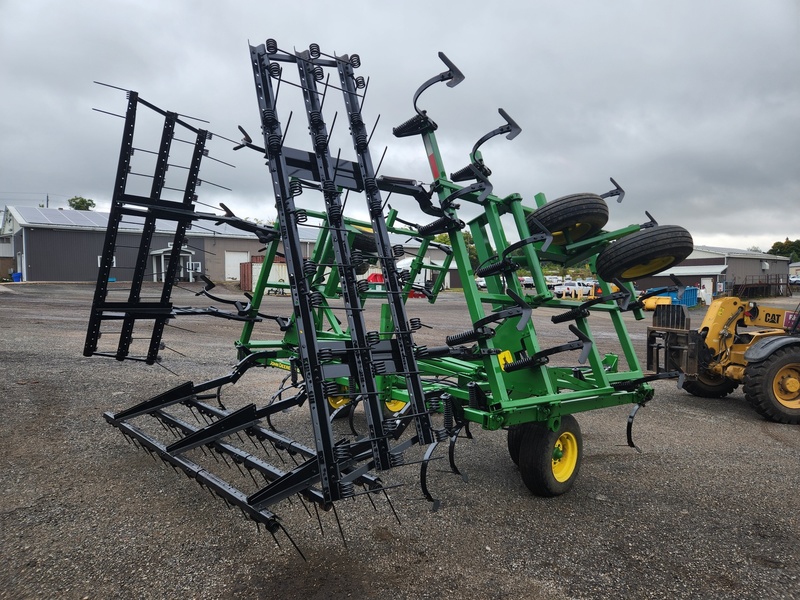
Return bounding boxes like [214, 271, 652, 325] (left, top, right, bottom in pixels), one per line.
[518, 415, 582, 497]
[682, 370, 739, 398]
[743, 346, 800, 424]
[525, 194, 609, 246]
[595, 225, 693, 282]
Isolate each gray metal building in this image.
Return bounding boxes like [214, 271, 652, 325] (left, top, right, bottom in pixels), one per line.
[1, 206, 439, 286]
[635, 245, 792, 298]
[1, 206, 267, 283]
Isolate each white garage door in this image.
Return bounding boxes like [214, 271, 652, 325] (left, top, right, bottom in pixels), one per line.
[224, 251, 249, 280]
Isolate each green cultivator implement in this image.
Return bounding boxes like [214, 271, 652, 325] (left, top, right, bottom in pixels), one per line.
[85, 41, 693, 548]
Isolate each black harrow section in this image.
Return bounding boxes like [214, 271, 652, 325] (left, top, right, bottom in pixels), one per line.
[95, 41, 443, 542]
[83, 91, 279, 365]
[83, 93, 210, 364]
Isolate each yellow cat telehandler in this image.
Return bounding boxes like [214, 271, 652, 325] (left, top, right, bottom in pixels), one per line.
[647, 297, 800, 423]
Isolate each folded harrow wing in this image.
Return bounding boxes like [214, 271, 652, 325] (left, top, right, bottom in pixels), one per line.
[85, 41, 693, 543]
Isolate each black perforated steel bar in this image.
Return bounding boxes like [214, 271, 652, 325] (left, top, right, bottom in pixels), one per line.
[295, 49, 393, 470]
[248, 43, 341, 503]
[146, 127, 208, 363]
[116, 112, 177, 360]
[335, 54, 436, 446]
[84, 91, 139, 358]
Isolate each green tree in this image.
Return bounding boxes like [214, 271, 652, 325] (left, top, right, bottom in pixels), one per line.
[67, 196, 96, 211]
[434, 232, 478, 269]
[768, 238, 800, 259]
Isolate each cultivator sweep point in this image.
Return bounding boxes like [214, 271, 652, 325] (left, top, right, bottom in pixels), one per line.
[86, 41, 693, 546]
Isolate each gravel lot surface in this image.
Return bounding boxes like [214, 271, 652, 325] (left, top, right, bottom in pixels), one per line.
[1, 282, 798, 599]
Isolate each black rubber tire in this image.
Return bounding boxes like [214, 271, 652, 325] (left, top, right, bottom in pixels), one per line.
[596, 225, 694, 283]
[355, 262, 370, 276]
[743, 346, 800, 424]
[351, 228, 377, 254]
[506, 424, 529, 466]
[525, 194, 609, 246]
[682, 371, 739, 399]
[328, 392, 353, 420]
[518, 415, 583, 497]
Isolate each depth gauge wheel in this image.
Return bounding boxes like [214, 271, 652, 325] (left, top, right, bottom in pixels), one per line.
[682, 370, 739, 399]
[525, 194, 609, 246]
[382, 399, 407, 417]
[518, 415, 583, 497]
[328, 391, 353, 420]
[743, 346, 800, 424]
[595, 225, 693, 282]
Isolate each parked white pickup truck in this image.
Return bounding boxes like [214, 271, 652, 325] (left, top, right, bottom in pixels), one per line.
[553, 280, 593, 298]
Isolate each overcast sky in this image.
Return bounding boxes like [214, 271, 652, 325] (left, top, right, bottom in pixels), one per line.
[2, 1, 798, 253]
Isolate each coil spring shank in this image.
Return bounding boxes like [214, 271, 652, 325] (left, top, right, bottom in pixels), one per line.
[474, 259, 516, 278]
[393, 112, 437, 138]
[446, 327, 494, 346]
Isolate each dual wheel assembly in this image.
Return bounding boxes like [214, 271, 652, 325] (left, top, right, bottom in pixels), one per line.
[525, 193, 694, 282]
[507, 415, 583, 497]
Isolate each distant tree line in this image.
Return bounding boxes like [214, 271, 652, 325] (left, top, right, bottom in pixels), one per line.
[767, 238, 800, 263]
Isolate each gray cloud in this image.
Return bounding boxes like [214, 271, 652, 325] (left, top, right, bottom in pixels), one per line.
[2, 0, 798, 252]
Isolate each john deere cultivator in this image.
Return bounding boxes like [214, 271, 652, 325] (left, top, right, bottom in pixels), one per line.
[85, 41, 693, 544]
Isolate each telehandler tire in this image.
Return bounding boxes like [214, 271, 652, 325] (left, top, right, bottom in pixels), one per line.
[525, 194, 609, 246]
[682, 371, 739, 398]
[743, 346, 800, 424]
[518, 415, 582, 496]
[596, 225, 694, 282]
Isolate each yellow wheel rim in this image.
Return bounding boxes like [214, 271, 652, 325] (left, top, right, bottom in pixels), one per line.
[773, 364, 800, 409]
[384, 399, 406, 413]
[620, 255, 675, 280]
[552, 223, 594, 246]
[328, 395, 350, 410]
[551, 431, 579, 483]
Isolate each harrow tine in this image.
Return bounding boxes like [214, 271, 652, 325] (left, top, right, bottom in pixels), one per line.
[313, 502, 324, 536]
[277, 523, 307, 561]
[383, 488, 401, 525]
[331, 503, 348, 549]
[188, 405, 203, 424]
[167, 404, 259, 454]
[246, 466, 260, 487]
[363, 485, 378, 511]
[296, 494, 313, 518]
